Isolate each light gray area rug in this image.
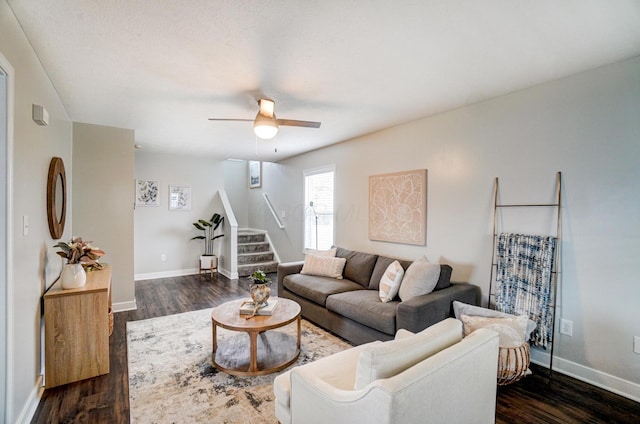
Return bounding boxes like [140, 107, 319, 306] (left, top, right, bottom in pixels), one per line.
[127, 308, 352, 423]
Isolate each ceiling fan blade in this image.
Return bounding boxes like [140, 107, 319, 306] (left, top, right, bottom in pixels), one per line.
[277, 119, 321, 128]
[208, 118, 254, 122]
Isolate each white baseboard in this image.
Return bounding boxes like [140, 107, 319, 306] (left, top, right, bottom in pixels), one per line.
[134, 268, 199, 281]
[16, 375, 43, 424]
[135, 268, 239, 281]
[112, 299, 137, 312]
[219, 267, 238, 280]
[531, 349, 640, 402]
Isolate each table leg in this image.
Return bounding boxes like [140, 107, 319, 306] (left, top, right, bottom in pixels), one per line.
[249, 331, 259, 373]
[297, 316, 301, 351]
[211, 322, 217, 362]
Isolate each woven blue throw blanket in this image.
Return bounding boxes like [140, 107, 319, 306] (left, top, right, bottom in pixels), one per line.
[495, 233, 557, 349]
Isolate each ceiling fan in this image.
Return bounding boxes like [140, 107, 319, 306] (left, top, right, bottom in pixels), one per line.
[208, 98, 321, 139]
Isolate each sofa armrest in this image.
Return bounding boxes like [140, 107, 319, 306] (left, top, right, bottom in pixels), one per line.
[277, 261, 305, 295]
[396, 283, 479, 333]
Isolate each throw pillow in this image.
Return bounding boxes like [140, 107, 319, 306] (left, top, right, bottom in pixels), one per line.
[398, 257, 441, 301]
[460, 314, 529, 348]
[300, 255, 346, 279]
[303, 248, 337, 257]
[378, 260, 404, 303]
[453, 301, 536, 342]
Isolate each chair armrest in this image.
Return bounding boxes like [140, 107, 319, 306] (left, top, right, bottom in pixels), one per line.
[290, 365, 392, 423]
[277, 261, 304, 294]
[397, 283, 479, 333]
[290, 329, 499, 423]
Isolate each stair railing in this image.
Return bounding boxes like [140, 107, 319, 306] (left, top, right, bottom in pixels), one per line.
[262, 193, 284, 229]
[218, 189, 239, 279]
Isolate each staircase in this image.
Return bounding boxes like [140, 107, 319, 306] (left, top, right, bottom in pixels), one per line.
[237, 230, 278, 277]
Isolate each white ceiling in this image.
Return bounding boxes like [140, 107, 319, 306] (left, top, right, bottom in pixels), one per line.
[8, 0, 640, 162]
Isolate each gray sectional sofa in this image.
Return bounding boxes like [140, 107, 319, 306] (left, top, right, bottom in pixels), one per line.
[277, 246, 479, 345]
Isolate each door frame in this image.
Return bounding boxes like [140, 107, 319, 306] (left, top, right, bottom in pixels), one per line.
[0, 50, 15, 424]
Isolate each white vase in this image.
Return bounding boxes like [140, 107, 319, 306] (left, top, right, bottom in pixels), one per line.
[199, 255, 218, 270]
[60, 263, 87, 289]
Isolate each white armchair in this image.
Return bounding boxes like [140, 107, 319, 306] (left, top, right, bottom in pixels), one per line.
[274, 318, 499, 424]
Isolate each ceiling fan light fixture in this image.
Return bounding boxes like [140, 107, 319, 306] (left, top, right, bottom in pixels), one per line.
[253, 112, 279, 139]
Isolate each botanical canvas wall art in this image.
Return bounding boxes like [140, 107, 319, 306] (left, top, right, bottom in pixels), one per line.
[369, 169, 427, 245]
[169, 185, 191, 211]
[136, 180, 160, 207]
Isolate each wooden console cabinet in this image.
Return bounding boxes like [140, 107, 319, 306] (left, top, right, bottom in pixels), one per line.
[43, 265, 112, 387]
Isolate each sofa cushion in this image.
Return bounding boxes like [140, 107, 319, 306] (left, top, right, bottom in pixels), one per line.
[435, 264, 452, 290]
[369, 256, 412, 290]
[326, 290, 398, 335]
[398, 258, 441, 301]
[379, 260, 404, 303]
[335, 247, 379, 288]
[300, 255, 347, 279]
[354, 318, 463, 389]
[283, 274, 364, 306]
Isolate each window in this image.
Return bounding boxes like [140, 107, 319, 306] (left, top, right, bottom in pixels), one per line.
[304, 166, 335, 250]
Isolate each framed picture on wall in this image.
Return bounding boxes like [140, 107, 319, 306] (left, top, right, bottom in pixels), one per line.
[169, 185, 191, 211]
[135, 180, 160, 207]
[369, 169, 427, 245]
[249, 160, 262, 189]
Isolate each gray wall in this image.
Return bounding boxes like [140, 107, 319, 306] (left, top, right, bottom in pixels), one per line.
[134, 151, 226, 278]
[259, 57, 640, 399]
[0, 1, 73, 421]
[72, 122, 135, 307]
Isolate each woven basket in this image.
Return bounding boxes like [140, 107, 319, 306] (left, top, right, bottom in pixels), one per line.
[497, 342, 530, 385]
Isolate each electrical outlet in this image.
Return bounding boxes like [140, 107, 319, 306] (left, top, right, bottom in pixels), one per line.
[634, 336, 640, 354]
[560, 319, 573, 336]
[161, 254, 167, 262]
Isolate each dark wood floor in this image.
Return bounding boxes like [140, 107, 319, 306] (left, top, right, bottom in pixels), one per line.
[32, 273, 639, 423]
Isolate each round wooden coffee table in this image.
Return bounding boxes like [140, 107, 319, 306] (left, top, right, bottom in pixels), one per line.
[211, 297, 301, 376]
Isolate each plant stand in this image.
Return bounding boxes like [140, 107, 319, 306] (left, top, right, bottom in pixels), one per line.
[199, 255, 218, 279]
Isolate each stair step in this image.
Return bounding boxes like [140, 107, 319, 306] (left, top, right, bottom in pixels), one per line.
[238, 233, 266, 244]
[238, 252, 275, 265]
[238, 261, 278, 277]
[237, 242, 271, 254]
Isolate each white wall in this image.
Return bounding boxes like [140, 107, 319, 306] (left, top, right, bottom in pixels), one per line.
[248, 160, 301, 249]
[134, 151, 226, 278]
[223, 160, 249, 228]
[73, 122, 135, 308]
[261, 57, 640, 399]
[0, 1, 73, 421]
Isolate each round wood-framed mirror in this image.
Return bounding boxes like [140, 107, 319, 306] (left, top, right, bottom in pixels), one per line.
[47, 157, 66, 239]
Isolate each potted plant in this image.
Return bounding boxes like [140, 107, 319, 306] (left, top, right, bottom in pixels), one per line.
[248, 270, 272, 307]
[54, 237, 106, 289]
[191, 212, 225, 271]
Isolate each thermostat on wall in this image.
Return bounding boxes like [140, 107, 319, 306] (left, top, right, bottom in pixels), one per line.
[32, 104, 49, 126]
